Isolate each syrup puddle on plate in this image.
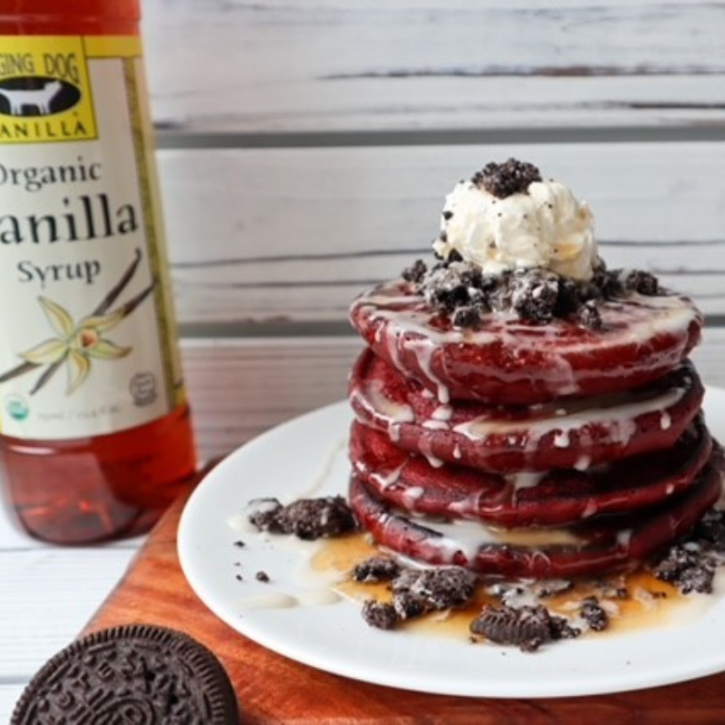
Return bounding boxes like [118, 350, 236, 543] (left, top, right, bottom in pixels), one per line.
[309, 532, 716, 644]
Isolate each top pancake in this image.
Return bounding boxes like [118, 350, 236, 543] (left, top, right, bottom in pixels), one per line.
[350, 279, 702, 405]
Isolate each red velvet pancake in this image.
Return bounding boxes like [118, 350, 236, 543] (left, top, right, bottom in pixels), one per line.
[348, 445, 725, 580]
[350, 418, 712, 528]
[350, 349, 704, 473]
[349, 280, 702, 406]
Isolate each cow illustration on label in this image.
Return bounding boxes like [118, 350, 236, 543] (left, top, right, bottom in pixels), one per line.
[0, 80, 63, 116]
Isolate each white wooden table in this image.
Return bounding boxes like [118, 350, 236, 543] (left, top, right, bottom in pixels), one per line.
[1, 0, 724, 718]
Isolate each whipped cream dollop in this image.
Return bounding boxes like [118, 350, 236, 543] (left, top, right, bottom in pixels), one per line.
[433, 160, 598, 281]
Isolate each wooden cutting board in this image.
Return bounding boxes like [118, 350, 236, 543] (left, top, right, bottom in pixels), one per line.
[85, 479, 725, 725]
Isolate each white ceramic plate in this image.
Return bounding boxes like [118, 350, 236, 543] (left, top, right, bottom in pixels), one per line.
[178, 388, 725, 698]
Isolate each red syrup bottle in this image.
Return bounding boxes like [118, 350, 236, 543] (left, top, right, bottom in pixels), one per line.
[0, 0, 197, 543]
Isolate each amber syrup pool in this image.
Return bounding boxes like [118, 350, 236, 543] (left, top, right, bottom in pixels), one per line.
[312, 532, 699, 645]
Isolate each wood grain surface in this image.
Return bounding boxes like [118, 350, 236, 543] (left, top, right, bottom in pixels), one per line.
[84, 486, 725, 725]
[158, 143, 725, 326]
[135, 0, 725, 329]
[142, 0, 725, 133]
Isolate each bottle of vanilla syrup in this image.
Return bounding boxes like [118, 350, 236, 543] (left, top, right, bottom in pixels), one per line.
[0, 0, 197, 543]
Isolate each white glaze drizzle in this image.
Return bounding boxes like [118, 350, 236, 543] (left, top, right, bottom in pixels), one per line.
[422, 420, 450, 431]
[238, 590, 341, 611]
[399, 515, 585, 565]
[227, 512, 259, 534]
[238, 594, 298, 611]
[370, 464, 405, 490]
[352, 283, 700, 399]
[452, 386, 684, 455]
[432, 405, 453, 422]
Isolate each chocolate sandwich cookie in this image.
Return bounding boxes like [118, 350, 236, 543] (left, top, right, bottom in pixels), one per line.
[11, 624, 239, 725]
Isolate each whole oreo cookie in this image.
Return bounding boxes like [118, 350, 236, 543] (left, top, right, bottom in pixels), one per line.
[11, 624, 239, 725]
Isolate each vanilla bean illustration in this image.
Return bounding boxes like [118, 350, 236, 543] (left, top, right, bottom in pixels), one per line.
[28, 281, 157, 396]
[94, 247, 142, 316]
[0, 248, 151, 390]
[29, 356, 67, 396]
[112, 280, 156, 319]
[0, 360, 40, 385]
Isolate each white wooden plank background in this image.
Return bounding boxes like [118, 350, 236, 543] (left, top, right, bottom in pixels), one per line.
[137, 0, 725, 327]
[182, 337, 360, 460]
[157, 142, 725, 325]
[141, 0, 725, 133]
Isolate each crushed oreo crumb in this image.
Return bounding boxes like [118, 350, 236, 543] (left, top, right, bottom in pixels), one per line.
[470, 604, 579, 652]
[247, 498, 282, 529]
[551, 615, 581, 640]
[255, 571, 270, 583]
[510, 268, 559, 324]
[691, 509, 725, 552]
[580, 597, 609, 632]
[392, 589, 428, 620]
[649, 543, 715, 594]
[406, 255, 664, 328]
[353, 557, 401, 583]
[392, 567, 477, 613]
[359, 566, 478, 624]
[577, 299, 602, 330]
[233, 540, 245, 548]
[425, 265, 472, 314]
[623, 269, 659, 296]
[402, 259, 427, 284]
[452, 306, 481, 328]
[248, 496, 356, 541]
[472, 159, 542, 199]
[648, 509, 725, 594]
[362, 600, 399, 630]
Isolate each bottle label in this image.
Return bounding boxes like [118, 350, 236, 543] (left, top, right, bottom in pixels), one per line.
[0, 36, 186, 439]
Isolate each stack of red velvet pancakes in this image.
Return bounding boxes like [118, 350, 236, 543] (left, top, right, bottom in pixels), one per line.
[346, 160, 724, 580]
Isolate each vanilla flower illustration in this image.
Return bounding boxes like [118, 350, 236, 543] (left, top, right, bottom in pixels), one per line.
[0, 249, 154, 395]
[20, 297, 132, 394]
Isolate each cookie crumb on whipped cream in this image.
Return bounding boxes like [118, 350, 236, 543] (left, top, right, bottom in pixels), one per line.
[406, 158, 663, 329]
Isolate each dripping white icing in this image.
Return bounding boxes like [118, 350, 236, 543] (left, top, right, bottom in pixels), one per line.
[370, 464, 405, 489]
[452, 386, 685, 454]
[352, 283, 700, 399]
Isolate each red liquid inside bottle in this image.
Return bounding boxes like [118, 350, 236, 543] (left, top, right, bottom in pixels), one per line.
[0, 0, 197, 543]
